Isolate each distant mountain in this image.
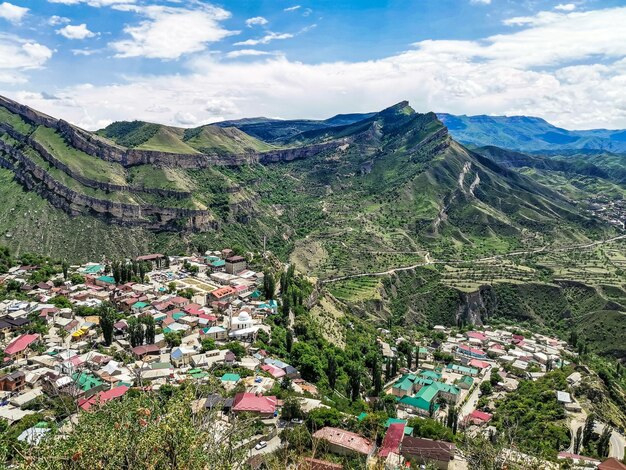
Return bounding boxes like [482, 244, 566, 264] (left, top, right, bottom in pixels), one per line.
[213, 112, 376, 142]
[437, 113, 626, 153]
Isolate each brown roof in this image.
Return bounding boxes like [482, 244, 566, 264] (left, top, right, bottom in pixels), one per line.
[599, 458, 626, 470]
[225, 255, 246, 263]
[298, 457, 343, 470]
[313, 427, 374, 455]
[136, 254, 163, 261]
[401, 436, 455, 463]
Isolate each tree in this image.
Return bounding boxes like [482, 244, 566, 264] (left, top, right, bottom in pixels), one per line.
[139, 263, 147, 283]
[597, 426, 612, 458]
[201, 338, 216, 352]
[346, 362, 362, 402]
[582, 413, 595, 450]
[428, 399, 436, 418]
[372, 356, 383, 396]
[141, 315, 155, 345]
[286, 329, 294, 354]
[281, 397, 304, 420]
[164, 331, 182, 348]
[573, 426, 582, 455]
[167, 282, 177, 294]
[127, 318, 144, 348]
[98, 302, 116, 347]
[263, 271, 275, 300]
[61, 260, 69, 281]
[480, 381, 493, 396]
[397, 340, 413, 370]
[225, 342, 246, 360]
[326, 353, 338, 391]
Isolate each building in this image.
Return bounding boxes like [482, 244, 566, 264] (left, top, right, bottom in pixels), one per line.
[231, 392, 277, 418]
[446, 364, 479, 377]
[312, 427, 374, 457]
[4, 333, 40, 361]
[0, 371, 26, 392]
[225, 256, 246, 275]
[379, 423, 405, 458]
[456, 344, 487, 360]
[400, 436, 455, 470]
[599, 458, 626, 470]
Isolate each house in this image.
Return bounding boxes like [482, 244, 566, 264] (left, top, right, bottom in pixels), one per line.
[225, 256, 246, 275]
[4, 333, 40, 361]
[446, 364, 479, 377]
[200, 326, 227, 340]
[400, 436, 455, 470]
[456, 344, 487, 360]
[131, 344, 161, 360]
[232, 392, 277, 418]
[379, 423, 405, 458]
[298, 458, 343, 470]
[392, 374, 416, 397]
[78, 385, 129, 411]
[0, 371, 26, 392]
[209, 286, 236, 302]
[464, 410, 492, 427]
[599, 458, 626, 470]
[136, 253, 164, 268]
[313, 427, 375, 457]
[556, 391, 572, 404]
[94, 276, 116, 287]
[455, 375, 474, 390]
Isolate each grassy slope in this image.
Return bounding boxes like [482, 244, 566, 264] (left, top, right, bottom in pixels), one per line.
[0, 168, 154, 261]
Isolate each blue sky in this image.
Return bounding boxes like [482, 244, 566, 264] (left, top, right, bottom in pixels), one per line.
[1, 0, 626, 130]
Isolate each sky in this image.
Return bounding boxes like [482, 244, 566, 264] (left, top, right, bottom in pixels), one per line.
[1, 0, 626, 130]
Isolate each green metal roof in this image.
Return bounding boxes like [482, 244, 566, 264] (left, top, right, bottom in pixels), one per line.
[415, 384, 438, 402]
[72, 372, 103, 391]
[393, 374, 416, 391]
[357, 412, 368, 422]
[84, 265, 104, 274]
[220, 373, 241, 382]
[96, 276, 115, 284]
[446, 364, 478, 375]
[419, 370, 442, 380]
[132, 301, 148, 309]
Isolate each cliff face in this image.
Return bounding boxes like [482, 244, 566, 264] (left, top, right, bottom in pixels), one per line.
[0, 139, 216, 231]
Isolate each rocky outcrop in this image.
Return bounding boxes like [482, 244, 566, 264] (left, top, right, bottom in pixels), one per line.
[1, 95, 341, 170]
[0, 140, 216, 231]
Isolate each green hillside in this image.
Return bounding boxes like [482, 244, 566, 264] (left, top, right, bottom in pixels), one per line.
[98, 120, 275, 155]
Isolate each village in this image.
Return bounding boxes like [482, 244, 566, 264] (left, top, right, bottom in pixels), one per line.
[0, 248, 624, 470]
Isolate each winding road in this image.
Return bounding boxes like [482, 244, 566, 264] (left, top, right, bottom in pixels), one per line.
[567, 407, 625, 460]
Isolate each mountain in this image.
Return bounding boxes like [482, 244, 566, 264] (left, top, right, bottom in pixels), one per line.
[437, 113, 626, 153]
[213, 112, 376, 142]
[0, 94, 613, 268]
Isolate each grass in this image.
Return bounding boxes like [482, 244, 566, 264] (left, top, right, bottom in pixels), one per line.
[127, 166, 193, 192]
[328, 276, 382, 302]
[0, 168, 155, 262]
[136, 127, 200, 154]
[32, 126, 127, 185]
[0, 107, 33, 135]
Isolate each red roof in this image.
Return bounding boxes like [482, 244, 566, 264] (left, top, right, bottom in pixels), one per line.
[136, 254, 163, 261]
[468, 359, 490, 369]
[458, 344, 486, 356]
[79, 385, 129, 411]
[4, 333, 39, 355]
[313, 427, 374, 456]
[468, 410, 493, 423]
[232, 392, 277, 414]
[599, 458, 626, 470]
[466, 331, 487, 341]
[379, 423, 405, 457]
[211, 286, 236, 299]
[261, 364, 286, 378]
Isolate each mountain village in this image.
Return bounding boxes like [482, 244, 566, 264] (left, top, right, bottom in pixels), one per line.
[0, 248, 623, 469]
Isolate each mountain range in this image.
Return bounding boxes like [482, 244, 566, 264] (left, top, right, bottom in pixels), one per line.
[437, 113, 626, 153]
[0, 95, 621, 268]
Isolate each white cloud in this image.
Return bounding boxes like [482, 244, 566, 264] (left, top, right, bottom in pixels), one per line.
[245, 16, 268, 27]
[226, 49, 274, 58]
[109, 4, 236, 59]
[0, 33, 52, 83]
[48, 0, 132, 6]
[7, 6, 626, 130]
[470, 0, 491, 4]
[284, 5, 301, 12]
[0, 2, 28, 23]
[72, 48, 99, 56]
[234, 32, 293, 46]
[57, 23, 96, 40]
[48, 15, 70, 26]
[555, 3, 576, 11]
